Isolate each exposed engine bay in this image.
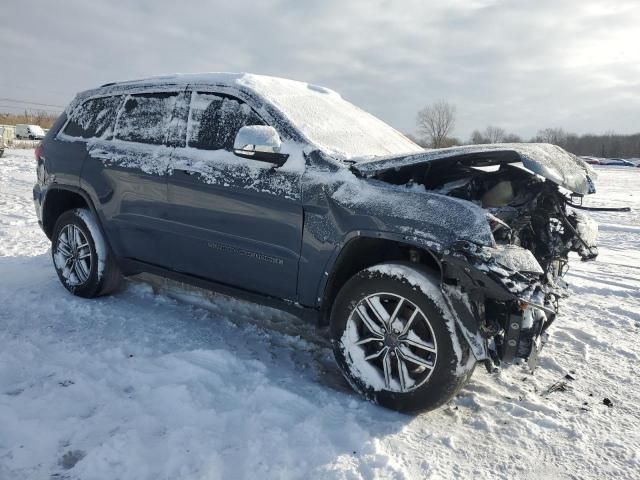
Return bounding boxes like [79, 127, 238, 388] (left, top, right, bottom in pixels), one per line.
[426, 162, 599, 266]
[367, 155, 602, 369]
[375, 159, 599, 266]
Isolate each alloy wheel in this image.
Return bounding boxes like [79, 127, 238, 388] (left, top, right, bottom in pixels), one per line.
[54, 224, 92, 286]
[344, 292, 438, 393]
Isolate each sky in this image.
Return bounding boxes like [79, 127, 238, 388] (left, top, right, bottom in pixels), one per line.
[1, 0, 639, 140]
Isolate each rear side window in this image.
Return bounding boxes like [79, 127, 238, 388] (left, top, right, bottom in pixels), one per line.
[62, 95, 122, 139]
[116, 92, 188, 146]
[187, 92, 265, 151]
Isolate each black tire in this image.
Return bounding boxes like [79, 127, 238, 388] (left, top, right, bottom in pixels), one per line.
[330, 262, 475, 413]
[51, 208, 122, 298]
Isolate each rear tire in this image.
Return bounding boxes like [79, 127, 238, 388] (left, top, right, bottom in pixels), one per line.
[330, 262, 474, 413]
[51, 208, 122, 298]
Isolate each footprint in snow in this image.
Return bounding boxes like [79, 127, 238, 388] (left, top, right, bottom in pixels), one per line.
[58, 449, 86, 470]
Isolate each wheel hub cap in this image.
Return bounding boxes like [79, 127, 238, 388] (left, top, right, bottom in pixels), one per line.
[384, 333, 400, 349]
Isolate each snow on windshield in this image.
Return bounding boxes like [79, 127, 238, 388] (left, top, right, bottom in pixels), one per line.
[239, 75, 423, 160]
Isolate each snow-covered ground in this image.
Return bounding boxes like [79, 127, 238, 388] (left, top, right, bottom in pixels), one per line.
[1, 148, 638, 479]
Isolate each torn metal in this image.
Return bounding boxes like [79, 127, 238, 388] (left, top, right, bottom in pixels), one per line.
[352, 143, 597, 195]
[359, 143, 600, 369]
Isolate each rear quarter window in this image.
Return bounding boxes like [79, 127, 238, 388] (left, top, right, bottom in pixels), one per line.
[62, 95, 122, 139]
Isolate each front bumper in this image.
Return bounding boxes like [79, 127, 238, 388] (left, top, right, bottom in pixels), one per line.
[441, 242, 559, 367]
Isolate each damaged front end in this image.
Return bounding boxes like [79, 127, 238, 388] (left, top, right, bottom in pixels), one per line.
[441, 242, 565, 370]
[352, 143, 602, 369]
[438, 181, 600, 370]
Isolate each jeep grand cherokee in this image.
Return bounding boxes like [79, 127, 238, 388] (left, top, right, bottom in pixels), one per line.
[33, 73, 599, 412]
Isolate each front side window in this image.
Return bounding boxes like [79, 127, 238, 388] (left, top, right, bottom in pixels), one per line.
[187, 92, 265, 151]
[63, 95, 122, 139]
[116, 92, 186, 146]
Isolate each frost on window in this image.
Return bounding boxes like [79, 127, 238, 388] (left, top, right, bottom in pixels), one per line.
[187, 92, 264, 151]
[166, 92, 189, 147]
[63, 96, 122, 139]
[116, 92, 182, 145]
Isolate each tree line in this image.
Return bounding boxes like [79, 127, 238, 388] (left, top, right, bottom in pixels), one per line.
[2, 103, 637, 159]
[412, 100, 640, 158]
[0, 111, 59, 129]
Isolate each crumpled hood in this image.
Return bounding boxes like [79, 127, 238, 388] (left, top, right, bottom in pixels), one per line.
[351, 143, 597, 195]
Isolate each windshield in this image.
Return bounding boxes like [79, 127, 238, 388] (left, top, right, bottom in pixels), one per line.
[29, 125, 45, 135]
[240, 75, 423, 160]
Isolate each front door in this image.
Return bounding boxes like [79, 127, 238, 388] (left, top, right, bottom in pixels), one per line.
[164, 91, 303, 300]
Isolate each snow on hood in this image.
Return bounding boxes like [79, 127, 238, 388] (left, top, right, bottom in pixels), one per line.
[352, 143, 597, 195]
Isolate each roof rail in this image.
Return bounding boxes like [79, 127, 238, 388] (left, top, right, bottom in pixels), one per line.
[100, 82, 117, 87]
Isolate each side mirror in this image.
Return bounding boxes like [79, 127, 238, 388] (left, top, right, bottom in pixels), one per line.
[233, 125, 289, 166]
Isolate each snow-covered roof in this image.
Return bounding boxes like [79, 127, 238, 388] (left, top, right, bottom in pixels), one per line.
[98, 72, 315, 92]
[86, 72, 422, 160]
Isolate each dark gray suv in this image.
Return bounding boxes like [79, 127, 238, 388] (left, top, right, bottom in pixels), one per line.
[33, 73, 599, 412]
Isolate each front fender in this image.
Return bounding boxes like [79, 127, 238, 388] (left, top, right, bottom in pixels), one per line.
[328, 178, 494, 248]
[298, 171, 494, 317]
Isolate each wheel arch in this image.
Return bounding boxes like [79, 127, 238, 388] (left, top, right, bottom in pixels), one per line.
[317, 232, 443, 326]
[42, 186, 98, 239]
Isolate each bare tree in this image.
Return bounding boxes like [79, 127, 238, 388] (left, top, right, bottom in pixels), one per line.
[416, 100, 456, 148]
[470, 130, 487, 144]
[469, 126, 522, 145]
[534, 127, 567, 146]
[484, 125, 506, 143]
[503, 133, 522, 143]
[404, 132, 431, 148]
[441, 136, 462, 147]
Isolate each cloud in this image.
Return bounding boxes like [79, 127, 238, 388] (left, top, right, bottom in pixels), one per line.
[1, 0, 639, 139]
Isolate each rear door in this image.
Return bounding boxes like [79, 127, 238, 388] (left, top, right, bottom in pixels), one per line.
[81, 90, 189, 265]
[165, 90, 304, 300]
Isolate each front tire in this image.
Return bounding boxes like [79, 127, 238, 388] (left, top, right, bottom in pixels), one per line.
[330, 263, 474, 413]
[51, 208, 122, 298]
